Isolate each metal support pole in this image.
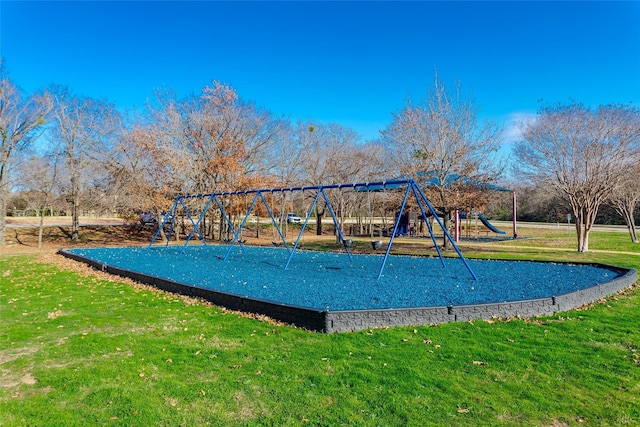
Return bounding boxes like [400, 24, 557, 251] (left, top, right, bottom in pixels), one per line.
[259, 192, 290, 253]
[285, 189, 321, 270]
[177, 198, 207, 247]
[148, 199, 179, 249]
[320, 187, 353, 263]
[377, 183, 412, 279]
[212, 195, 238, 245]
[223, 192, 260, 261]
[410, 184, 445, 267]
[512, 191, 518, 239]
[181, 195, 214, 252]
[413, 182, 477, 280]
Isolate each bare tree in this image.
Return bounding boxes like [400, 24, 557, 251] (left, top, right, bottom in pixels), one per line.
[142, 82, 280, 195]
[381, 75, 503, 246]
[14, 153, 61, 248]
[608, 163, 640, 243]
[126, 82, 282, 241]
[514, 102, 640, 252]
[0, 67, 53, 246]
[104, 123, 162, 219]
[50, 87, 121, 241]
[261, 121, 305, 233]
[140, 83, 281, 194]
[337, 141, 388, 237]
[297, 122, 364, 235]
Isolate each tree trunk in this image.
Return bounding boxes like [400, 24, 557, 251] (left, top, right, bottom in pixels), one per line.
[578, 227, 590, 252]
[616, 204, 639, 243]
[626, 209, 639, 243]
[442, 210, 450, 249]
[438, 189, 449, 249]
[316, 206, 324, 236]
[218, 214, 224, 241]
[575, 204, 598, 252]
[38, 208, 45, 249]
[0, 156, 8, 247]
[0, 187, 6, 247]
[279, 195, 288, 237]
[625, 216, 639, 243]
[71, 190, 80, 241]
[157, 211, 168, 242]
[337, 193, 344, 244]
[69, 156, 80, 242]
[575, 210, 587, 252]
[575, 222, 583, 251]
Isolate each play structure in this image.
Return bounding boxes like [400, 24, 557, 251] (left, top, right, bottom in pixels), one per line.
[455, 211, 507, 240]
[477, 213, 506, 234]
[416, 173, 515, 241]
[148, 179, 478, 280]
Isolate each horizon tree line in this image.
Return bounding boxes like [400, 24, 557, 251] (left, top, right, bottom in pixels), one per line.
[2, 61, 639, 250]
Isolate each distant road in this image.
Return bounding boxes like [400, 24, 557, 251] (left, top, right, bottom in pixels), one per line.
[492, 220, 631, 233]
[5, 216, 631, 234]
[5, 217, 128, 228]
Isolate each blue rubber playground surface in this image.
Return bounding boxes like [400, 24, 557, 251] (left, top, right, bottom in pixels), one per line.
[64, 245, 622, 311]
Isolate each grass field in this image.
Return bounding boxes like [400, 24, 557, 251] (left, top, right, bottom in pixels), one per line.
[1, 224, 639, 426]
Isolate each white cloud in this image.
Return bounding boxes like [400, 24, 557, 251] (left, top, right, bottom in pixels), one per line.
[502, 111, 537, 145]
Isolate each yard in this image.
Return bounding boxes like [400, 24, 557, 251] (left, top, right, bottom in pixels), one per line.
[1, 223, 638, 426]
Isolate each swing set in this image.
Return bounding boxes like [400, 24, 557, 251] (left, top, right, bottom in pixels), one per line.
[148, 179, 477, 280]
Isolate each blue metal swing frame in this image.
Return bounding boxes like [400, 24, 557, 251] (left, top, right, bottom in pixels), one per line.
[148, 179, 477, 280]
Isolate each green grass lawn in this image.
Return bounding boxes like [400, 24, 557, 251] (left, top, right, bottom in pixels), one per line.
[492, 228, 640, 254]
[1, 227, 639, 426]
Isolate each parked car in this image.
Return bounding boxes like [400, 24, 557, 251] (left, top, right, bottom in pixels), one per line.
[286, 213, 302, 224]
[139, 211, 157, 225]
[139, 210, 172, 225]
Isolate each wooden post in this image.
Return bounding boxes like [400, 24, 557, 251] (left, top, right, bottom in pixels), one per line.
[512, 191, 518, 238]
[453, 209, 460, 242]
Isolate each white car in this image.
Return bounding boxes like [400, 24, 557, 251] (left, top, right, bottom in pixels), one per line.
[286, 213, 302, 224]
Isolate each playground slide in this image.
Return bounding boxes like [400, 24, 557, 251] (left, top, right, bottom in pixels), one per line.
[477, 213, 506, 234]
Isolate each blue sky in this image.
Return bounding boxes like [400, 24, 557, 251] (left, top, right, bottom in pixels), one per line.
[2, 1, 639, 144]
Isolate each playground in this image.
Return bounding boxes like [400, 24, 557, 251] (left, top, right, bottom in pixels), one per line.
[59, 179, 637, 332]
